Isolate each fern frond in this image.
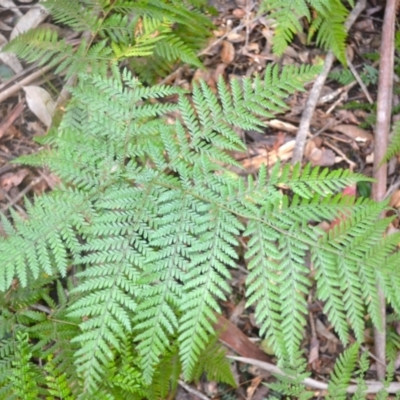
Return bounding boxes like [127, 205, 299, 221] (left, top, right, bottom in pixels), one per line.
[2, 65, 400, 396]
[309, 0, 348, 64]
[7, 331, 43, 400]
[327, 343, 359, 400]
[0, 190, 91, 291]
[44, 356, 75, 400]
[261, 0, 350, 64]
[382, 120, 400, 163]
[191, 335, 236, 387]
[41, 0, 100, 32]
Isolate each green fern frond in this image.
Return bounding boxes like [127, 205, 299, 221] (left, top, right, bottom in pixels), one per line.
[327, 343, 359, 400]
[191, 336, 236, 387]
[5, 0, 212, 83]
[7, 331, 43, 400]
[382, 120, 400, 163]
[309, 0, 348, 64]
[44, 356, 75, 400]
[41, 0, 100, 32]
[1, 64, 400, 396]
[261, 0, 350, 64]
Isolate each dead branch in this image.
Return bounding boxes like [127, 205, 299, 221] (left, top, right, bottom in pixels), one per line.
[372, 0, 397, 381]
[291, 0, 367, 164]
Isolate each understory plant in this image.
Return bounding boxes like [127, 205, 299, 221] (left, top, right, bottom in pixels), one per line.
[1, 63, 400, 398]
[5, 0, 212, 83]
[1, 1, 400, 399]
[261, 0, 354, 64]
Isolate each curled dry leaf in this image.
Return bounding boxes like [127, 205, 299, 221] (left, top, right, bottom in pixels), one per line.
[23, 85, 55, 127]
[390, 190, 400, 208]
[334, 124, 374, 142]
[305, 140, 336, 166]
[11, 4, 49, 40]
[221, 40, 235, 64]
[0, 169, 30, 191]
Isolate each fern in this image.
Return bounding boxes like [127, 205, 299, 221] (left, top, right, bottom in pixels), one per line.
[382, 119, 400, 164]
[1, 61, 400, 396]
[327, 343, 359, 400]
[4, 0, 211, 83]
[260, 0, 351, 64]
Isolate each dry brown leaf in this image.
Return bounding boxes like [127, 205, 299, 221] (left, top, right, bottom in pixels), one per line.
[246, 376, 263, 400]
[316, 319, 339, 343]
[308, 336, 320, 365]
[334, 124, 374, 142]
[247, 42, 260, 53]
[232, 8, 246, 18]
[308, 147, 336, 166]
[226, 31, 245, 42]
[221, 40, 235, 64]
[0, 169, 29, 191]
[266, 119, 298, 133]
[215, 315, 270, 362]
[271, 131, 285, 151]
[212, 63, 227, 82]
[390, 190, 400, 208]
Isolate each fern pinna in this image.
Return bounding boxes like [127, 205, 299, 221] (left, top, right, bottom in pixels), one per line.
[1, 65, 400, 396]
[260, 0, 353, 64]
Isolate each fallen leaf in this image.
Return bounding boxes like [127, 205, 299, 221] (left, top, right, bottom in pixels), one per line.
[221, 40, 235, 64]
[247, 42, 260, 53]
[226, 31, 245, 42]
[334, 124, 374, 142]
[271, 131, 285, 151]
[316, 319, 339, 343]
[23, 85, 55, 127]
[390, 190, 400, 208]
[215, 315, 270, 362]
[0, 169, 29, 191]
[246, 376, 263, 400]
[11, 4, 49, 40]
[232, 8, 246, 18]
[308, 336, 320, 365]
[306, 140, 336, 166]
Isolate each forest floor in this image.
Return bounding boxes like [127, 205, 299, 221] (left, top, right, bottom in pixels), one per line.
[0, 0, 398, 399]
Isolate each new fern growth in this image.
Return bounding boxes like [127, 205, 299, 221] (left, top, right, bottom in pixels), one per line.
[1, 64, 400, 397]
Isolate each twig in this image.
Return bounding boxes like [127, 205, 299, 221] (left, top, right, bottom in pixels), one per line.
[372, 0, 397, 381]
[228, 356, 400, 394]
[0, 64, 54, 104]
[291, 0, 367, 164]
[0, 187, 27, 217]
[1, 177, 42, 212]
[345, 54, 373, 104]
[178, 380, 210, 400]
[323, 140, 356, 169]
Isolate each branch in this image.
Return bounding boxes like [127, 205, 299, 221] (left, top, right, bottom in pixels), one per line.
[228, 356, 400, 394]
[372, 0, 397, 381]
[291, 0, 367, 164]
